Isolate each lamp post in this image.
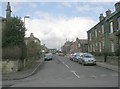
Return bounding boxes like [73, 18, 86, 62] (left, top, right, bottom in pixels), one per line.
[24, 16, 30, 24]
[24, 16, 30, 30]
[66, 38, 67, 55]
[23, 16, 30, 67]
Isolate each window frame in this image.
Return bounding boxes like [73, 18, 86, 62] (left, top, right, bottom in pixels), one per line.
[110, 21, 113, 33]
[101, 24, 104, 34]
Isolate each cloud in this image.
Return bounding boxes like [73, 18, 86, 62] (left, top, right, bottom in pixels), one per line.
[88, 0, 119, 2]
[61, 2, 72, 8]
[28, 3, 38, 8]
[34, 11, 54, 20]
[76, 4, 105, 14]
[25, 14, 97, 49]
[10, 2, 24, 12]
[2, 0, 119, 2]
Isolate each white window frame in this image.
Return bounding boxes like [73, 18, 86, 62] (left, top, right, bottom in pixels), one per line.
[25, 40, 28, 45]
[99, 42, 102, 52]
[95, 30, 97, 37]
[90, 44, 92, 52]
[111, 41, 115, 52]
[102, 41, 104, 49]
[95, 42, 98, 51]
[110, 21, 113, 33]
[93, 44, 95, 52]
[78, 43, 81, 47]
[34, 40, 37, 43]
[96, 43, 98, 47]
[101, 24, 104, 34]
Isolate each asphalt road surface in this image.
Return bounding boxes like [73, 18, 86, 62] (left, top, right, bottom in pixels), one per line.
[3, 54, 118, 87]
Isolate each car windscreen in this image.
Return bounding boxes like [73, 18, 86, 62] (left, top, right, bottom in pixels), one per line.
[84, 54, 93, 58]
[76, 53, 80, 56]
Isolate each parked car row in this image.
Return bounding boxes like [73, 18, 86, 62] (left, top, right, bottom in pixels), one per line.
[69, 52, 96, 65]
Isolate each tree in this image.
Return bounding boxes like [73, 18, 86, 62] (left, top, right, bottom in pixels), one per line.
[2, 16, 26, 47]
[27, 40, 40, 58]
[2, 16, 27, 60]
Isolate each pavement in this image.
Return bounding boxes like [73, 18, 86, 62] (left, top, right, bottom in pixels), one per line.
[2, 56, 118, 81]
[95, 56, 119, 72]
[96, 62, 119, 72]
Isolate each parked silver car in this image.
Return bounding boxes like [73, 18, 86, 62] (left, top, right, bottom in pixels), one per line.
[73, 52, 83, 62]
[78, 53, 96, 65]
[45, 53, 52, 61]
[69, 53, 74, 61]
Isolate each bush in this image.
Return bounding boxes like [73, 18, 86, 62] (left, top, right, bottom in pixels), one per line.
[19, 43, 27, 60]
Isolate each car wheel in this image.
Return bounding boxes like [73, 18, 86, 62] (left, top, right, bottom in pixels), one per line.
[73, 59, 75, 61]
[81, 62, 84, 66]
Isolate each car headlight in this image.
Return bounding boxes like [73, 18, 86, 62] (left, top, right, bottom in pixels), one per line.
[84, 60, 88, 62]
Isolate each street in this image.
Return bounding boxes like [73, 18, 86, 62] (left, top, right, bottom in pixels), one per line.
[3, 54, 118, 87]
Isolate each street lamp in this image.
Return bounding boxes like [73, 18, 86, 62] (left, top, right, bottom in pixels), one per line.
[23, 16, 30, 67]
[24, 16, 30, 25]
[66, 38, 68, 55]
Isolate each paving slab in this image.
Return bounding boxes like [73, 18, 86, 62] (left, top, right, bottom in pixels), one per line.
[96, 62, 118, 72]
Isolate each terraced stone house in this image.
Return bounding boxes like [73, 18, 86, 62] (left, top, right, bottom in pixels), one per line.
[87, 2, 120, 56]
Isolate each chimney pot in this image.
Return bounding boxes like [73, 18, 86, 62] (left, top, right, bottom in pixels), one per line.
[99, 13, 104, 21]
[106, 9, 111, 16]
[115, 1, 120, 11]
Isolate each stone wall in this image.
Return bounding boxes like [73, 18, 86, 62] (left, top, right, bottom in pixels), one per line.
[106, 56, 118, 65]
[95, 56, 118, 65]
[1, 59, 23, 73]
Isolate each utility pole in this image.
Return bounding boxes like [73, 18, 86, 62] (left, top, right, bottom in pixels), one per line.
[66, 38, 67, 55]
[23, 16, 30, 67]
[24, 16, 30, 24]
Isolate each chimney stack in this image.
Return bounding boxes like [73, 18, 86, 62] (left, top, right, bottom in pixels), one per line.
[106, 9, 111, 16]
[6, 2, 12, 18]
[99, 13, 104, 21]
[30, 33, 34, 38]
[115, 1, 120, 12]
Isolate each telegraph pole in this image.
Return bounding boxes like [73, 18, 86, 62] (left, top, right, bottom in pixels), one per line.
[66, 38, 67, 55]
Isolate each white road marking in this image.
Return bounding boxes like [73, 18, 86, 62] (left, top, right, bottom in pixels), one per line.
[89, 75, 96, 78]
[65, 64, 70, 69]
[71, 70, 80, 78]
[61, 61, 80, 78]
[100, 74, 107, 77]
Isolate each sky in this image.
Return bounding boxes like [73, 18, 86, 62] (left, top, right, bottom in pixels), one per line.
[1, 0, 119, 50]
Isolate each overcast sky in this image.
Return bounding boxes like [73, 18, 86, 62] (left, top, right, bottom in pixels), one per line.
[1, 0, 119, 50]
